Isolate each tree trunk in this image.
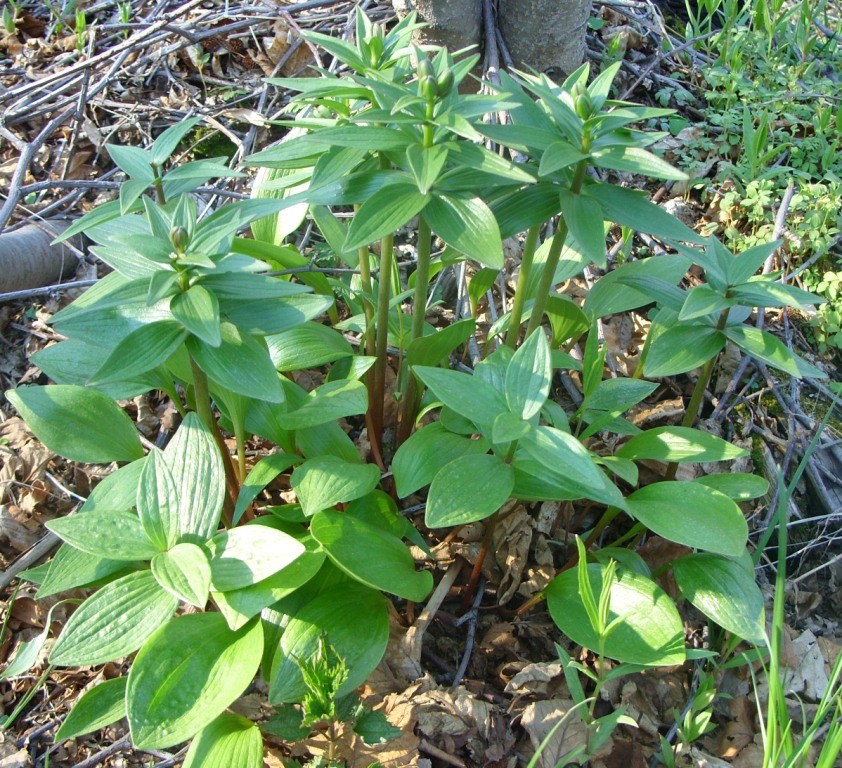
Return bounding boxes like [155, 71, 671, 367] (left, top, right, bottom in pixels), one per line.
[0, 221, 81, 294]
[391, 0, 591, 78]
[498, 0, 592, 77]
[392, 0, 482, 53]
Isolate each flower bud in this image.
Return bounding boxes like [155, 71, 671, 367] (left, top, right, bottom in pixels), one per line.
[420, 75, 438, 101]
[417, 56, 435, 82]
[169, 226, 189, 253]
[436, 67, 454, 96]
[574, 92, 592, 120]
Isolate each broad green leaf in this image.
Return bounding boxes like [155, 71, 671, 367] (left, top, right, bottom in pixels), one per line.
[644, 325, 726, 377]
[88, 321, 186, 385]
[725, 240, 780, 285]
[413, 366, 508, 427]
[626, 482, 747, 556]
[425, 454, 514, 527]
[560, 190, 607, 266]
[198, 272, 311, 300]
[344, 184, 429, 251]
[302, 125, 410, 150]
[51, 570, 178, 666]
[127, 614, 263, 749]
[583, 254, 691, 318]
[584, 183, 703, 243]
[730, 281, 824, 311]
[107, 144, 154, 180]
[213, 535, 324, 630]
[582, 378, 658, 416]
[266, 322, 354, 371]
[161, 412, 226, 543]
[47, 511, 159, 560]
[55, 677, 128, 742]
[724, 325, 827, 379]
[183, 713, 263, 768]
[679, 284, 735, 321]
[1, 622, 51, 680]
[6, 385, 143, 463]
[207, 525, 305, 592]
[673, 554, 765, 643]
[137, 448, 180, 550]
[311, 510, 432, 601]
[424, 194, 503, 269]
[37, 544, 138, 599]
[291, 455, 381, 517]
[392, 422, 491, 498]
[172, 285, 221, 347]
[233, 453, 299, 525]
[694, 473, 769, 501]
[406, 143, 449, 194]
[506, 330, 552, 420]
[150, 117, 203, 166]
[492, 411, 531, 444]
[187, 322, 284, 403]
[282, 379, 368, 430]
[251, 164, 310, 245]
[538, 140, 587, 176]
[445, 141, 536, 184]
[589, 146, 688, 180]
[354, 708, 403, 745]
[546, 564, 685, 665]
[152, 543, 211, 608]
[618, 426, 748, 463]
[218, 294, 332, 336]
[269, 583, 388, 704]
[407, 318, 476, 368]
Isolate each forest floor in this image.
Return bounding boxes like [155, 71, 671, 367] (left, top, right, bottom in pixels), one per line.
[1, 1, 842, 767]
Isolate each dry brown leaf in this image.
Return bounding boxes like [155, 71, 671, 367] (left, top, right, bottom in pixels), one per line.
[519, 698, 588, 768]
[504, 660, 565, 697]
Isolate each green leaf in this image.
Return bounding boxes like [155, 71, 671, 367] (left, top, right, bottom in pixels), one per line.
[506, 330, 552, 420]
[725, 240, 780, 285]
[644, 325, 726, 377]
[407, 318, 476, 368]
[724, 325, 827, 378]
[311, 510, 432, 601]
[425, 454, 514, 527]
[47, 511, 159, 560]
[344, 184, 429, 251]
[538, 140, 588, 175]
[172, 285, 222, 347]
[183, 713, 263, 768]
[282, 380, 368, 430]
[161, 412, 226, 543]
[492, 411, 531, 444]
[88, 321, 186, 385]
[233, 453, 299, 525]
[0, 622, 51, 680]
[266, 322, 354, 371]
[392, 422, 491, 498]
[584, 184, 703, 243]
[679, 284, 735, 321]
[626, 482, 747, 556]
[406, 143, 449, 194]
[55, 678, 128, 742]
[413, 366, 508, 427]
[137, 448, 180, 550]
[560, 190, 607, 266]
[354, 708, 402, 745]
[150, 117, 203, 166]
[269, 583, 388, 704]
[673, 554, 765, 643]
[207, 525, 305, 592]
[618, 427, 748, 463]
[218, 295, 332, 336]
[6, 385, 143, 463]
[589, 146, 688, 180]
[546, 565, 685, 665]
[51, 570, 178, 666]
[423, 194, 503, 269]
[107, 144, 154, 180]
[127, 614, 263, 749]
[187, 322, 284, 403]
[694, 473, 769, 501]
[291, 456, 381, 517]
[152, 543, 211, 608]
[729, 281, 823, 311]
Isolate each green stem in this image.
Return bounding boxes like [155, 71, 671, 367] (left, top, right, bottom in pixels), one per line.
[665, 309, 731, 480]
[523, 161, 588, 340]
[372, 231, 394, 439]
[396, 215, 433, 444]
[3, 665, 52, 730]
[505, 224, 540, 348]
[151, 164, 166, 205]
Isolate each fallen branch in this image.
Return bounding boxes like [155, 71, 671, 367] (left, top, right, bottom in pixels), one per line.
[0, 220, 84, 294]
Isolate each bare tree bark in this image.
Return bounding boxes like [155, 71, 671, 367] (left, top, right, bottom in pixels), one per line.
[392, 0, 591, 77]
[0, 221, 82, 294]
[498, 0, 592, 77]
